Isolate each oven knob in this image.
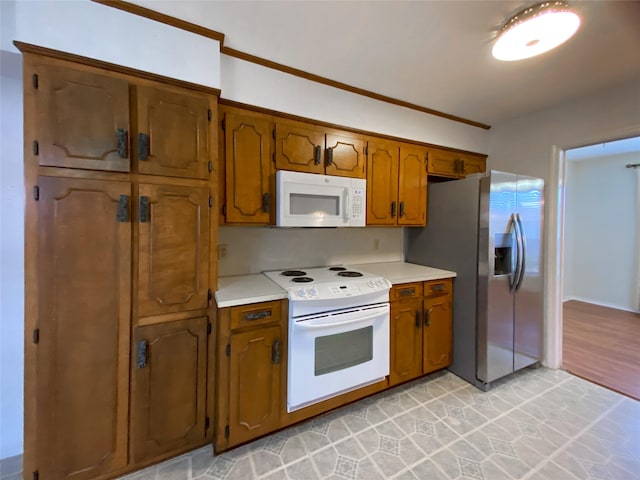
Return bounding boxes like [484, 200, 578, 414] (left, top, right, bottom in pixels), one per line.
[297, 289, 307, 297]
[309, 287, 319, 297]
[367, 280, 375, 288]
[376, 280, 385, 287]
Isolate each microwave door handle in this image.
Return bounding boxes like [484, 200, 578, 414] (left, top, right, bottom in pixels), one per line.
[343, 189, 350, 223]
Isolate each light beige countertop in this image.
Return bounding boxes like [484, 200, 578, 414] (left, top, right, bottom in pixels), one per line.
[215, 274, 287, 308]
[351, 261, 456, 285]
[215, 262, 456, 307]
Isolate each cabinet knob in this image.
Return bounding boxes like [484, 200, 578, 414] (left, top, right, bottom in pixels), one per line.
[272, 339, 281, 364]
[424, 308, 433, 327]
[391, 201, 397, 218]
[399, 202, 405, 218]
[326, 148, 334, 166]
[314, 145, 322, 165]
[116, 128, 128, 158]
[262, 193, 270, 213]
[138, 133, 150, 161]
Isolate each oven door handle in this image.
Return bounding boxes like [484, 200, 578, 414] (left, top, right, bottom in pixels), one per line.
[295, 308, 388, 330]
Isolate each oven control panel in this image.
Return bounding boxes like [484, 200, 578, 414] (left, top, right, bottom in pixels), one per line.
[289, 277, 391, 301]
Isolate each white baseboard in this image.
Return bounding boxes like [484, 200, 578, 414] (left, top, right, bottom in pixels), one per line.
[563, 295, 639, 313]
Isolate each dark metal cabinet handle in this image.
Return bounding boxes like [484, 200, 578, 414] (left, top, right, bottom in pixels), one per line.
[137, 340, 148, 368]
[430, 284, 445, 292]
[139, 196, 150, 223]
[391, 201, 397, 218]
[138, 133, 150, 160]
[262, 193, 270, 213]
[326, 148, 334, 166]
[424, 308, 433, 327]
[399, 288, 415, 297]
[244, 310, 272, 321]
[272, 339, 281, 364]
[399, 202, 405, 218]
[116, 128, 128, 158]
[117, 195, 129, 222]
[314, 145, 322, 165]
[415, 311, 422, 328]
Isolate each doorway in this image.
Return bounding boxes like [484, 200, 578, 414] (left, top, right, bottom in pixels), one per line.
[560, 136, 640, 399]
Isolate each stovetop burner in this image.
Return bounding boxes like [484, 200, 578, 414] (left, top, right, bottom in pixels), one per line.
[337, 271, 363, 278]
[281, 270, 307, 277]
[291, 277, 313, 283]
[328, 266, 347, 271]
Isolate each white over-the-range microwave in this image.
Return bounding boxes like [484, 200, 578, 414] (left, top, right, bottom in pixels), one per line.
[276, 170, 366, 227]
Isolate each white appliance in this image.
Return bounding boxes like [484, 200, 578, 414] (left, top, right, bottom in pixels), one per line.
[276, 170, 366, 227]
[263, 265, 390, 412]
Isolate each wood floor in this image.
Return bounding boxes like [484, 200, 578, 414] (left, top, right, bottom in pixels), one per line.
[563, 300, 640, 401]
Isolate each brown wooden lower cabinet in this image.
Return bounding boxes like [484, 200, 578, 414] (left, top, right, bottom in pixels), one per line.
[130, 317, 210, 463]
[389, 279, 453, 387]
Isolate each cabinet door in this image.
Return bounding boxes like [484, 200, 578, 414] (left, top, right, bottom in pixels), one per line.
[462, 156, 487, 176]
[137, 183, 210, 318]
[366, 140, 399, 225]
[326, 132, 366, 178]
[389, 298, 423, 386]
[36, 176, 131, 480]
[423, 295, 453, 374]
[427, 149, 462, 178]
[275, 120, 325, 174]
[34, 64, 130, 172]
[130, 317, 208, 462]
[136, 85, 212, 179]
[224, 112, 274, 224]
[228, 326, 281, 446]
[398, 145, 427, 226]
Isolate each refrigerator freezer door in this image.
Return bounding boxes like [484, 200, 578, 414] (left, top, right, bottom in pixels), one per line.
[477, 171, 517, 383]
[514, 176, 544, 371]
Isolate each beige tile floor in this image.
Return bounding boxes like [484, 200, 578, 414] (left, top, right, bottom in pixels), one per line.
[119, 367, 640, 480]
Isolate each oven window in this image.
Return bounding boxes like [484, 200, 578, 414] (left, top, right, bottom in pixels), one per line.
[290, 193, 339, 216]
[314, 326, 373, 376]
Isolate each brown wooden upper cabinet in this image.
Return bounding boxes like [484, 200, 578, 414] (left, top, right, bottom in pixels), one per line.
[275, 120, 366, 178]
[221, 109, 274, 224]
[367, 140, 427, 226]
[34, 64, 131, 172]
[427, 148, 487, 179]
[135, 85, 213, 179]
[32, 63, 214, 179]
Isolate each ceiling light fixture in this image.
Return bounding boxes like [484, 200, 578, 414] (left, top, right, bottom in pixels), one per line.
[492, 1, 581, 61]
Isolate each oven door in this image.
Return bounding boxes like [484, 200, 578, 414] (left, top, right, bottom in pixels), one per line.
[288, 303, 390, 412]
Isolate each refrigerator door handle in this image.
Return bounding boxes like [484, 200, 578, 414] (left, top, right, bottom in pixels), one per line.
[509, 213, 522, 293]
[514, 213, 527, 291]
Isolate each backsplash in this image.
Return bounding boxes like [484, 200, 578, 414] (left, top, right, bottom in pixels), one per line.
[217, 226, 404, 276]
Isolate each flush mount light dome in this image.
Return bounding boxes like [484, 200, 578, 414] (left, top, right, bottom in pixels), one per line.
[492, 1, 581, 61]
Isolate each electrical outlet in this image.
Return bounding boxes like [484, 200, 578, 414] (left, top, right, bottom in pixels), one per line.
[218, 244, 228, 259]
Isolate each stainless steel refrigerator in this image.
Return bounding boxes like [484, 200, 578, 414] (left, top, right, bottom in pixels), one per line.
[405, 171, 544, 390]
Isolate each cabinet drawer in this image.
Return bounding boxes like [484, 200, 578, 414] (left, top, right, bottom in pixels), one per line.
[423, 279, 452, 297]
[390, 282, 423, 300]
[230, 301, 282, 330]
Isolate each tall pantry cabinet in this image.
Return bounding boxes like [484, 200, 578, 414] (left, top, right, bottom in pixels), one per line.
[20, 44, 219, 480]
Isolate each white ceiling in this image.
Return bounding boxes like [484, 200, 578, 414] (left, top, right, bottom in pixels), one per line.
[135, 0, 640, 127]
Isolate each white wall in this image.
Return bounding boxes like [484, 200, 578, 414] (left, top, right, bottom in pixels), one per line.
[564, 152, 639, 311]
[221, 55, 488, 154]
[0, 50, 24, 459]
[488, 75, 640, 368]
[218, 226, 403, 277]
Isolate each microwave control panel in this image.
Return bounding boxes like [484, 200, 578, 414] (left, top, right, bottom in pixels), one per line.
[352, 188, 363, 219]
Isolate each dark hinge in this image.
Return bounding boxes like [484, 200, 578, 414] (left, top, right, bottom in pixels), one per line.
[224, 425, 230, 438]
[272, 339, 281, 365]
[33, 328, 40, 344]
[137, 340, 148, 368]
[208, 161, 213, 173]
[116, 129, 128, 158]
[33, 185, 39, 201]
[326, 147, 334, 166]
[222, 205, 227, 217]
[272, 152, 276, 163]
[424, 308, 432, 327]
[262, 193, 270, 213]
[33, 471, 39, 480]
[225, 344, 230, 357]
[399, 201, 405, 218]
[209, 196, 213, 208]
[415, 311, 422, 329]
[391, 201, 397, 218]
[117, 195, 129, 222]
[207, 322, 212, 335]
[139, 196, 149, 223]
[221, 119, 226, 131]
[314, 145, 321, 165]
[205, 416, 210, 430]
[207, 109, 212, 121]
[272, 128, 276, 139]
[32, 74, 38, 89]
[138, 133, 150, 161]
[365, 144, 368, 156]
[33, 140, 39, 156]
